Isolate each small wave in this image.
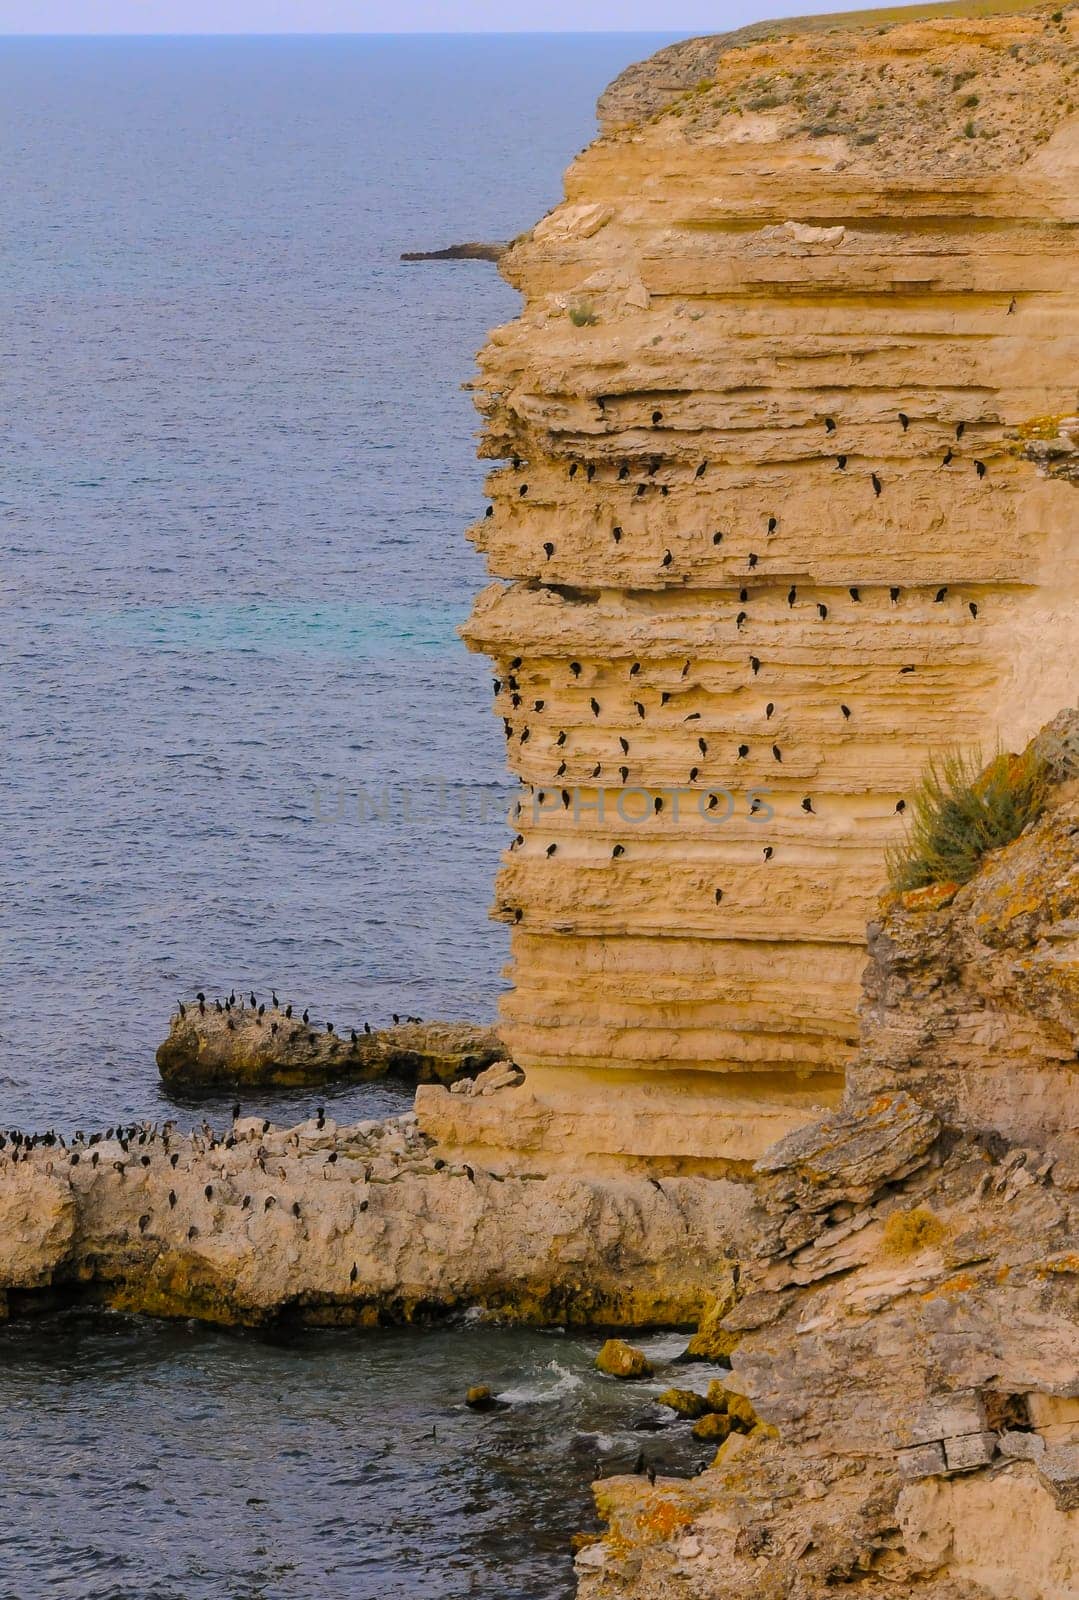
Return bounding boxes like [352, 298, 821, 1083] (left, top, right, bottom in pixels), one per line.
[497, 1360, 584, 1404]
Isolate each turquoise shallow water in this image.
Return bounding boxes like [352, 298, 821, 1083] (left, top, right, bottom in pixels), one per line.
[1, 31, 679, 1134]
[0, 32, 698, 1600]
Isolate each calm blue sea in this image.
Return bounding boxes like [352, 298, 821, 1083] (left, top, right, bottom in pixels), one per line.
[0, 33, 682, 1133]
[0, 34, 707, 1600]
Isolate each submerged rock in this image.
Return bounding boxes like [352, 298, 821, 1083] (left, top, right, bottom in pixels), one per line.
[596, 1340, 654, 1380]
[156, 1004, 504, 1092]
[465, 1384, 508, 1412]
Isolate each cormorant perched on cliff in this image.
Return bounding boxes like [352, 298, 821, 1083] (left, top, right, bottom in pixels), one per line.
[956, 421, 966, 439]
[556, 730, 567, 747]
[232, 1103, 240, 1120]
[514, 909, 523, 923]
[634, 701, 645, 719]
[618, 463, 629, 480]
[533, 699, 544, 712]
[519, 728, 530, 743]
[750, 656, 761, 675]
[787, 586, 797, 607]
[365, 1021, 371, 1034]
[849, 587, 860, 602]
[612, 526, 622, 543]
[765, 703, 775, 719]
[661, 549, 673, 568]
[714, 888, 723, 904]
[285, 1004, 292, 1018]
[688, 766, 699, 782]
[975, 460, 987, 478]
[570, 661, 581, 677]
[747, 552, 759, 570]
[302, 1009, 309, 1024]
[590, 698, 600, 717]
[619, 736, 630, 753]
[736, 611, 747, 631]
[772, 745, 782, 763]
[546, 843, 557, 857]
[941, 448, 954, 467]
[737, 744, 749, 759]
[568, 462, 578, 478]
[177, 1001, 186, 1018]
[250, 992, 256, 1008]
[661, 691, 670, 705]
[871, 473, 882, 497]
[712, 531, 723, 546]
[763, 846, 773, 861]
[824, 417, 836, 433]
[326, 1021, 334, 1035]
[818, 603, 828, 620]
[215, 999, 222, 1013]
[841, 704, 852, 719]
[895, 799, 907, 814]
[484, 505, 493, 518]
[801, 797, 815, 814]
[543, 542, 554, 559]
[591, 764, 601, 778]
[556, 761, 566, 777]
[767, 516, 777, 534]
[257, 1003, 264, 1018]
[935, 587, 948, 602]
[835, 455, 847, 471]
[899, 413, 909, 431]
[651, 410, 662, 426]
[272, 991, 279, 1008]
[890, 587, 901, 604]
[739, 588, 749, 605]
[204, 1184, 213, 1200]
[619, 766, 629, 783]
[586, 463, 595, 482]
[681, 660, 690, 679]
[612, 844, 625, 858]
[969, 602, 979, 618]
[698, 737, 708, 756]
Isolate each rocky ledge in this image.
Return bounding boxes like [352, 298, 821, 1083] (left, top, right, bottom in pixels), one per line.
[0, 1064, 755, 1329]
[156, 1005, 504, 1091]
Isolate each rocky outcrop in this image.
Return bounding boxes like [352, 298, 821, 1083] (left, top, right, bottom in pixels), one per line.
[457, 0, 1079, 1169]
[401, 241, 504, 262]
[854, 725, 1079, 1146]
[156, 1004, 504, 1091]
[0, 1079, 754, 1328]
[574, 732, 1079, 1600]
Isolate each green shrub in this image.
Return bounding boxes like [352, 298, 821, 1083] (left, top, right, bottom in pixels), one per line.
[964, 119, 977, 138]
[886, 744, 1050, 894]
[567, 303, 598, 327]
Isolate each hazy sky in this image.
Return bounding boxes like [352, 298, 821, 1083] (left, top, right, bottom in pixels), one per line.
[0, 0, 794, 33]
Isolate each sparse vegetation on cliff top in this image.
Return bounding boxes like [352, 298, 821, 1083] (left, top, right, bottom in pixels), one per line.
[886, 744, 1050, 892]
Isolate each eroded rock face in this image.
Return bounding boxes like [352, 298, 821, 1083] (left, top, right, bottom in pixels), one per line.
[461, 0, 1079, 1167]
[575, 726, 1079, 1600]
[0, 1108, 754, 1329]
[855, 769, 1079, 1148]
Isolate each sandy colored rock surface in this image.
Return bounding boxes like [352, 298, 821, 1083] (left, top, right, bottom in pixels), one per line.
[455, 0, 1078, 1167]
[0, 1107, 754, 1329]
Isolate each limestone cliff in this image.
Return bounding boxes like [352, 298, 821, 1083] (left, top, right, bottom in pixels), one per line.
[459, 0, 1079, 1168]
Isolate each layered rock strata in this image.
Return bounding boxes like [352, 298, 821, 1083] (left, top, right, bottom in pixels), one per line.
[458, 1, 1079, 1166]
[575, 731, 1079, 1600]
[156, 1005, 503, 1092]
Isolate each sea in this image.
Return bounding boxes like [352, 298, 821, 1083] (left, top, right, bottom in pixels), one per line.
[0, 33, 708, 1600]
